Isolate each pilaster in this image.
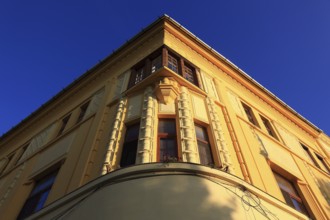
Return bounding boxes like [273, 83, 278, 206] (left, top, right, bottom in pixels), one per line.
[136, 86, 156, 164]
[101, 98, 127, 174]
[178, 86, 198, 163]
[206, 97, 234, 174]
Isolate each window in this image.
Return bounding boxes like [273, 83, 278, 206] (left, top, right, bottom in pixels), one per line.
[158, 119, 178, 162]
[273, 172, 309, 215]
[195, 124, 214, 166]
[183, 63, 197, 85]
[260, 115, 278, 140]
[167, 53, 179, 73]
[57, 114, 71, 136]
[17, 169, 59, 219]
[301, 144, 318, 167]
[315, 154, 330, 174]
[127, 47, 199, 88]
[76, 101, 90, 124]
[242, 103, 259, 127]
[151, 55, 162, 73]
[120, 123, 140, 167]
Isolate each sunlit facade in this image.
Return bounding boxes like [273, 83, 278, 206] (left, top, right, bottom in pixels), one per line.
[0, 15, 329, 220]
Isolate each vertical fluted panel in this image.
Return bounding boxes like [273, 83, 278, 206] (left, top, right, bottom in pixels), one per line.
[101, 98, 126, 174]
[137, 86, 156, 164]
[178, 87, 198, 163]
[206, 97, 234, 174]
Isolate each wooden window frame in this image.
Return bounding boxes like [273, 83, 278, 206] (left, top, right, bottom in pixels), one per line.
[273, 171, 310, 216]
[157, 119, 178, 162]
[195, 124, 214, 166]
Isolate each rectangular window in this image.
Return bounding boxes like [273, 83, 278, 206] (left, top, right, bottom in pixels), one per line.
[167, 53, 179, 73]
[158, 119, 178, 162]
[242, 103, 259, 127]
[17, 169, 59, 220]
[195, 124, 214, 166]
[315, 154, 330, 174]
[183, 63, 197, 85]
[120, 123, 140, 167]
[76, 101, 90, 124]
[273, 172, 309, 215]
[260, 115, 278, 140]
[57, 114, 71, 136]
[151, 55, 162, 73]
[301, 144, 318, 167]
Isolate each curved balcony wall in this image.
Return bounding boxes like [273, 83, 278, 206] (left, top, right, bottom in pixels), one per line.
[30, 163, 309, 220]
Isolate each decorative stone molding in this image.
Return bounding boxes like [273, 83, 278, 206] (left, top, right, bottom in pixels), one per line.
[155, 77, 180, 104]
[178, 86, 198, 163]
[136, 86, 156, 164]
[0, 163, 26, 207]
[101, 98, 127, 174]
[206, 97, 234, 173]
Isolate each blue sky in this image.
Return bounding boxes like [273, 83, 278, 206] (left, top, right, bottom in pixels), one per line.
[0, 1, 329, 136]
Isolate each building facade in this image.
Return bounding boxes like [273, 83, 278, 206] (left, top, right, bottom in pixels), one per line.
[0, 15, 329, 220]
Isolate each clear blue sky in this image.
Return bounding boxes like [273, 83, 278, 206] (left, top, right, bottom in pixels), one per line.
[1, 1, 329, 136]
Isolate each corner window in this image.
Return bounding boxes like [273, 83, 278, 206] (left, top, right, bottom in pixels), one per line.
[167, 53, 179, 73]
[76, 101, 90, 124]
[17, 169, 59, 220]
[120, 123, 140, 167]
[158, 119, 178, 162]
[260, 115, 278, 140]
[315, 154, 330, 174]
[151, 55, 162, 73]
[127, 46, 199, 88]
[242, 103, 259, 127]
[195, 124, 214, 166]
[273, 172, 309, 215]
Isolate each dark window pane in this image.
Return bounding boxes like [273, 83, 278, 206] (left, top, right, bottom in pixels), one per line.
[167, 54, 178, 73]
[242, 103, 258, 126]
[159, 139, 177, 161]
[183, 65, 197, 85]
[77, 101, 90, 123]
[158, 120, 176, 135]
[18, 170, 58, 220]
[125, 124, 140, 141]
[120, 124, 140, 167]
[120, 140, 138, 167]
[151, 55, 162, 73]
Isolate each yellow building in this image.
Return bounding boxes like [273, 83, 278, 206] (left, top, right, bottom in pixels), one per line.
[0, 15, 329, 220]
